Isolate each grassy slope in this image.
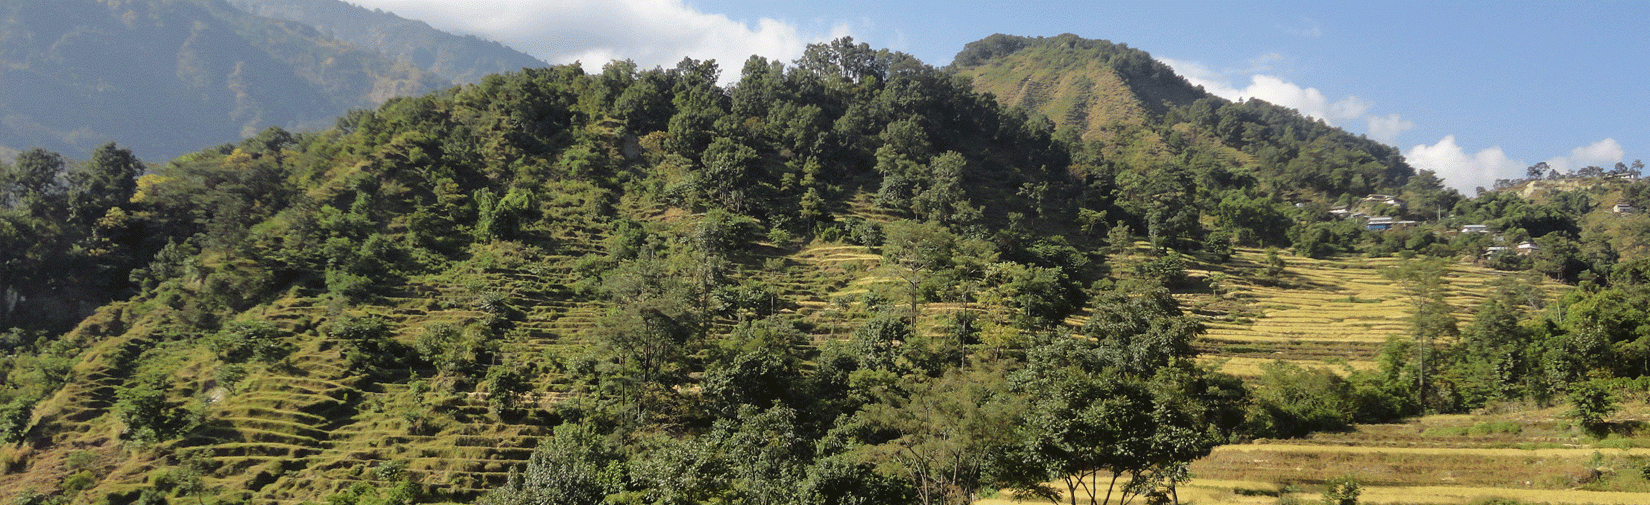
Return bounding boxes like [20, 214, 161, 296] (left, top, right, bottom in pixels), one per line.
[0, 215, 1601, 505]
[953, 45, 1253, 171]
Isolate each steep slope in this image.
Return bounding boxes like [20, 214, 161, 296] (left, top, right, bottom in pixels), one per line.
[950, 33, 1202, 138]
[953, 33, 1413, 200]
[0, 41, 1093, 503]
[226, 0, 547, 84]
[0, 0, 449, 161]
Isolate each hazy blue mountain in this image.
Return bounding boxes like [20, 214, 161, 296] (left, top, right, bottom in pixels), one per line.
[0, 0, 449, 162]
[227, 0, 547, 84]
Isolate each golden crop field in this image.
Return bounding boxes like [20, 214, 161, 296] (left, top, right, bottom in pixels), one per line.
[1183, 248, 1564, 379]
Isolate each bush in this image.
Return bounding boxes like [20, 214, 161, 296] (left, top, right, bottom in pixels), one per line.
[0, 397, 37, 444]
[114, 376, 193, 443]
[329, 315, 404, 376]
[1246, 362, 1357, 438]
[1320, 474, 1360, 505]
[1134, 252, 1188, 288]
[1567, 380, 1619, 434]
[207, 320, 292, 364]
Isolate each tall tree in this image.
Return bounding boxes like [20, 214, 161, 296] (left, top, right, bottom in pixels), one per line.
[880, 220, 955, 314]
[68, 142, 143, 226]
[1382, 257, 1459, 411]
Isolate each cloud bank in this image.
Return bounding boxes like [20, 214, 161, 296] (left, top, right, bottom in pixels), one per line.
[1404, 137, 1625, 193]
[347, 0, 852, 82]
[1159, 57, 1376, 128]
[1404, 136, 1524, 192]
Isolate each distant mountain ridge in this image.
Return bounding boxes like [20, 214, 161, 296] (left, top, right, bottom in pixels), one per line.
[226, 0, 547, 84]
[0, 0, 461, 162]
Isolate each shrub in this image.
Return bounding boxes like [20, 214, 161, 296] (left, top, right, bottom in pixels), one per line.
[1567, 380, 1619, 434]
[1134, 252, 1188, 288]
[1246, 362, 1357, 438]
[1320, 474, 1360, 505]
[206, 320, 292, 364]
[0, 398, 36, 444]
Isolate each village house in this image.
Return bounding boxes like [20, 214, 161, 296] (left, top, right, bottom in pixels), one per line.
[1366, 216, 1395, 231]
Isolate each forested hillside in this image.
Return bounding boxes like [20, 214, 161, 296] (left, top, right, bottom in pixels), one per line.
[2, 33, 1650, 505]
[226, 0, 546, 84]
[0, 0, 449, 162]
[955, 34, 1413, 202]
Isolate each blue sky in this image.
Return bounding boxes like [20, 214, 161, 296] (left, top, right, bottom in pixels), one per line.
[345, 0, 1649, 192]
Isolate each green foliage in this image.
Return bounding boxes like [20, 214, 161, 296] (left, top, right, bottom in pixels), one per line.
[114, 374, 195, 444]
[1245, 362, 1357, 438]
[859, 364, 1024, 505]
[1567, 380, 1619, 433]
[17, 30, 1650, 505]
[485, 365, 531, 414]
[0, 396, 36, 444]
[207, 320, 293, 364]
[481, 421, 624, 505]
[328, 314, 404, 377]
[1320, 474, 1361, 505]
[1133, 252, 1189, 288]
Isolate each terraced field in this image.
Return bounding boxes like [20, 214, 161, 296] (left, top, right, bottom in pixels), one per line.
[9, 230, 1582, 504]
[978, 401, 1650, 505]
[1184, 249, 1564, 378]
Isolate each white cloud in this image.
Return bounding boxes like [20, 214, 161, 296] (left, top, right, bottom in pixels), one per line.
[1160, 58, 1369, 126]
[1407, 136, 1631, 192]
[1542, 138, 1624, 175]
[345, 0, 853, 83]
[1405, 136, 1525, 192]
[1366, 114, 1415, 145]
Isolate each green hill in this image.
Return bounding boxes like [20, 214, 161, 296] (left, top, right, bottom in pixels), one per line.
[954, 33, 1413, 201]
[1, 34, 1647, 505]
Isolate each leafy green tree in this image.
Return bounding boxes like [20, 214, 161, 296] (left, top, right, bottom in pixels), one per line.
[1382, 257, 1458, 411]
[1566, 380, 1618, 435]
[716, 405, 813, 504]
[329, 314, 403, 377]
[700, 137, 765, 213]
[910, 151, 981, 226]
[1245, 361, 1358, 437]
[207, 320, 293, 364]
[1451, 298, 1529, 405]
[485, 365, 531, 414]
[796, 36, 887, 85]
[990, 262, 1082, 329]
[115, 375, 192, 443]
[0, 396, 36, 444]
[1, 148, 66, 210]
[1009, 330, 1228, 505]
[475, 187, 535, 241]
[1321, 474, 1362, 505]
[481, 421, 625, 505]
[1401, 169, 1458, 221]
[67, 142, 142, 226]
[1082, 287, 1201, 377]
[859, 364, 1024, 505]
[800, 452, 918, 505]
[703, 350, 801, 415]
[880, 220, 954, 314]
[595, 299, 695, 385]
